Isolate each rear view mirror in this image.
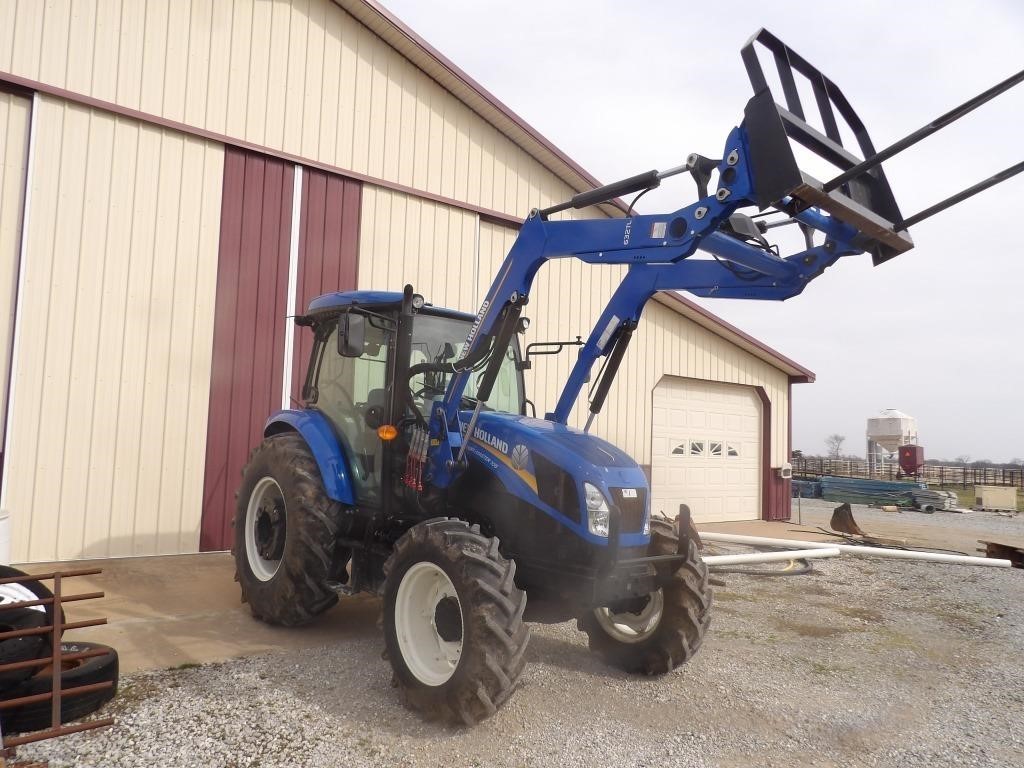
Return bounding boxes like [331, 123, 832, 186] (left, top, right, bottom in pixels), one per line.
[339, 313, 365, 357]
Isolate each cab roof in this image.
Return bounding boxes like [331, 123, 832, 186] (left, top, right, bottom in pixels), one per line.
[304, 290, 475, 322]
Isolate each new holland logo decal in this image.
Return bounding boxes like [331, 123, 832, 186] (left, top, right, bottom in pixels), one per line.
[510, 444, 530, 470]
[469, 432, 537, 493]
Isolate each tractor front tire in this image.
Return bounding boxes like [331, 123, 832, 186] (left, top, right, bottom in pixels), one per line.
[383, 518, 529, 725]
[233, 434, 342, 626]
[579, 517, 712, 675]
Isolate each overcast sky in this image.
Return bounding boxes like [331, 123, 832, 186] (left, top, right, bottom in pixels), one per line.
[382, 0, 1023, 462]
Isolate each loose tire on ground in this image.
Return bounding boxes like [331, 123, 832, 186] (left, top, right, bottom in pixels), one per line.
[382, 518, 529, 725]
[233, 434, 345, 626]
[0, 641, 118, 734]
[579, 516, 712, 675]
[0, 565, 62, 691]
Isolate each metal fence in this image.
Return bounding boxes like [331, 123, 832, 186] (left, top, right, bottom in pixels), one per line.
[0, 568, 113, 756]
[792, 457, 1024, 488]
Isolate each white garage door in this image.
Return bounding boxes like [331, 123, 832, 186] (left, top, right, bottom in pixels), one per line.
[651, 378, 762, 523]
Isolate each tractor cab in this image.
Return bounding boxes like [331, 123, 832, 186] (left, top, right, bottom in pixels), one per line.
[295, 290, 525, 507]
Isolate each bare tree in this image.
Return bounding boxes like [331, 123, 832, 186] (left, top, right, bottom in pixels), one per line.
[954, 454, 971, 465]
[825, 434, 845, 459]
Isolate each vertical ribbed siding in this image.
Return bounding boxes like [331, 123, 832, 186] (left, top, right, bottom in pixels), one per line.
[3, 95, 223, 562]
[0, 0, 578, 221]
[201, 147, 295, 552]
[358, 185, 479, 311]
[0, 89, 30, 460]
[291, 168, 362, 401]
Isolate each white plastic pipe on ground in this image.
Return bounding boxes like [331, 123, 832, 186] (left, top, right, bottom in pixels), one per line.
[698, 532, 1012, 568]
[703, 547, 840, 567]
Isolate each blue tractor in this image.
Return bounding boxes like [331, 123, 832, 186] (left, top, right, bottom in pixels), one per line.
[232, 31, 1023, 724]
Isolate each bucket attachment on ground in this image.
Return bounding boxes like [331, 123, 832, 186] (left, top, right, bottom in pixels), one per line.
[830, 503, 867, 537]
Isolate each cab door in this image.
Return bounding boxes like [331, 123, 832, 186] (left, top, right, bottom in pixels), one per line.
[306, 314, 393, 504]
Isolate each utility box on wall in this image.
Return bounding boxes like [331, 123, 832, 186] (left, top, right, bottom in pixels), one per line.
[975, 485, 1017, 511]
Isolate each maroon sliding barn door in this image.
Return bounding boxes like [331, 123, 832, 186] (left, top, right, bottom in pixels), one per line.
[290, 169, 361, 402]
[200, 153, 362, 551]
[200, 148, 295, 551]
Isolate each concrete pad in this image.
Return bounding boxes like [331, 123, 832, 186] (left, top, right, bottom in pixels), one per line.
[15, 553, 381, 674]
[14, 502, 1018, 676]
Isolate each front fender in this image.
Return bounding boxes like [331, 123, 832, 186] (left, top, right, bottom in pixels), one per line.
[264, 410, 356, 505]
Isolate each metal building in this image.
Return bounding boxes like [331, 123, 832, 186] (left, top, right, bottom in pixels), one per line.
[0, 0, 812, 563]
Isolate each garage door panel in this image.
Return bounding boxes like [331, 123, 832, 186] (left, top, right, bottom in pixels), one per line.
[652, 435, 669, 457]
[651, 377, 762, 524]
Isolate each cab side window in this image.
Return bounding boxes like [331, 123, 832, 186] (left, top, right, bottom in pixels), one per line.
[310, 318, 390, 503]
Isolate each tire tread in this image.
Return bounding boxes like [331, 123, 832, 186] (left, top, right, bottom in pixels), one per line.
[383, 518, 529, 725]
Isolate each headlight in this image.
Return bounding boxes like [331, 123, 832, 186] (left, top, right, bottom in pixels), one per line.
[584, 483, 610, 537]
[643, 515, 650, 536]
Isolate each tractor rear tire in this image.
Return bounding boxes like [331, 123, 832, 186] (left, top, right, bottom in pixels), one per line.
[233, 434, 343, 626]
[579, 517, 712, 675]
[382, 518, 529, 725]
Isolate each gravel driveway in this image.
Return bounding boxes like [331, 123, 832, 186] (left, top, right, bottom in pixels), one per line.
[20, 510, 1024, 767]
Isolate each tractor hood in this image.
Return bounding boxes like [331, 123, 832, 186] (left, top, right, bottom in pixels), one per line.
[465, 412, 641, 475]
[461, 412, 650, 547]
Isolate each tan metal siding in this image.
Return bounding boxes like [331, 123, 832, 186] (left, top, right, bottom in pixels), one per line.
[3, 95, 224, 563]
[0, 0, 579, 221]
[358, 185, 479, 311]
[0, 89, 30, 447]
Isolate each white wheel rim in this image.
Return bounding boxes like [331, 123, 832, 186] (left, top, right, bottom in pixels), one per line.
[594, 590, 664, 644]
[0, 583, 45, 613]
[245, 477, 286, 582]
[394, 562, 464, 686]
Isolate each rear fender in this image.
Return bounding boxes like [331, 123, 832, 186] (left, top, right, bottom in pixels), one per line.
[264, 410, 356, 505]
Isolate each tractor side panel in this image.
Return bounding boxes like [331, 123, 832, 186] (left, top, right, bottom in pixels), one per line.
[201, 148, 294, 551]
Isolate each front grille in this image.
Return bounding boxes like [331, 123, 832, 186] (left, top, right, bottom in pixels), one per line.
[532, 452, 580, 523]
[610, 488, 647, 533]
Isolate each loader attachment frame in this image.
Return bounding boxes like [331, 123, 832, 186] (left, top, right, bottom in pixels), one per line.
[741, 28, 1024, 264]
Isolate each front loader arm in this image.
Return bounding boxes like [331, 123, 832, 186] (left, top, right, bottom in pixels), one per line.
[421, 27, 1024, 489]
[425, 126, 863, 486]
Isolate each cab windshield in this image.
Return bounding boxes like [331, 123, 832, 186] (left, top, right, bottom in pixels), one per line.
[410, 313, 523, 417]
